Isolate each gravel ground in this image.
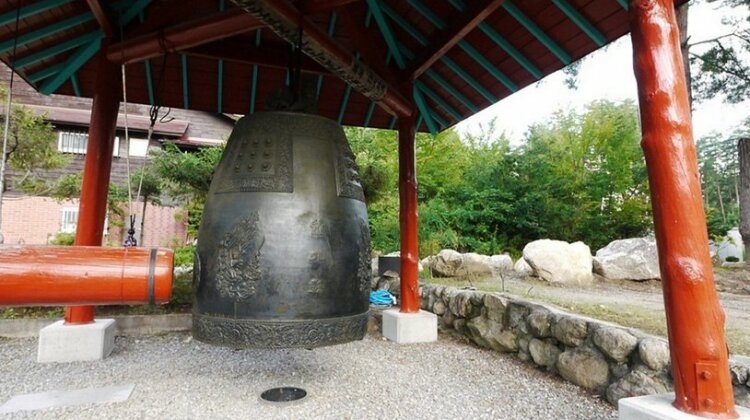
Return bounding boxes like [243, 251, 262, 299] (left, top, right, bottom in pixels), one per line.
[0, 332, 616, 420]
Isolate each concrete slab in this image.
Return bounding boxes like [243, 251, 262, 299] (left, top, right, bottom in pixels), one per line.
[37, 319, 116, 363]
[619, 393, 750, 420]
[381, 309, 437, 344]
[0, 384, 134, 414]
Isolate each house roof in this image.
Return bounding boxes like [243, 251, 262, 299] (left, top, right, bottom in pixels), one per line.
[24, 104, 190, 135]
[0, 0, 688, 133]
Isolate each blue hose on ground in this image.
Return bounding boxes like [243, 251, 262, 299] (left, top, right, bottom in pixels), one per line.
[369, 289, 396, 305]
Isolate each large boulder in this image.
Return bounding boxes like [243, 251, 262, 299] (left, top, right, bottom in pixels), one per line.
[593, 238, 660, 281]
[489, 254, 513, 274]
[522, 240, 593, 285]
[514, 257, 534, 276]
[423, 250, 508, 278]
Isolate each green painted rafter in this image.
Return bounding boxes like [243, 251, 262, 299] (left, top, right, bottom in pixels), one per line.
[250, 29, 261, 114]
[181, 54, 189, 109]
[38, 0, 152, 94]
[0, 0, 76, 27]
[413, 84, 437, 135]
[446, 0, 543, 79]
[0, 12, 94, 54]
[551, 0, 606, 47]
[14, 31, 100, 68]
[502, 1, 571, 64]
[145, 59, 154, 105]
[366, 0, 405, 69]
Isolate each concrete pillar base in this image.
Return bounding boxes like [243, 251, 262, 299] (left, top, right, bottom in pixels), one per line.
[382, 309, 437, 344]
[619, 393, 750, 420]
[37, 319, 116, 363]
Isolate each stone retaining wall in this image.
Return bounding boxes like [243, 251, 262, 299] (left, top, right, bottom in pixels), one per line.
[420, 284, 750, 408]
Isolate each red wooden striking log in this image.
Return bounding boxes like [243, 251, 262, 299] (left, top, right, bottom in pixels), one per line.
[629, 0, 738, 418]
[65, 46, 120, 325]
[0, 246, 173, 306]
[398, 115, 419, 313]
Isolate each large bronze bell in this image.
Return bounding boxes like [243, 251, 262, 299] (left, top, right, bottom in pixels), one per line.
[192, 111, 371, 348]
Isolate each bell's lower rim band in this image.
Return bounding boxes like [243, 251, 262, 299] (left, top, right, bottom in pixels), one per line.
[192, 311, 369, 349]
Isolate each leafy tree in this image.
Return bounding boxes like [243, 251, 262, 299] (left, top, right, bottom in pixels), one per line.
[150, 143, 223, 238]
[690, 0, 750, 103]
[0, 86, 68, 192]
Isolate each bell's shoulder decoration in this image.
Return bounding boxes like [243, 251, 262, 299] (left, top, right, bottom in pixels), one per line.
[216, 127, 293, 194]
[215, 212, 265, 300]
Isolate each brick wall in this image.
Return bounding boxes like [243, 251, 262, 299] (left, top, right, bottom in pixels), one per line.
[0, 196, 187, 247]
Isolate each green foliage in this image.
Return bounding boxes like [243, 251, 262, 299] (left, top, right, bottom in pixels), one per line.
[0, 85, 69, 189]
[174, 244, 196, 267]
[150, 143, 223, 238]
[349, 100, 652, 255]
[49, 232, 75, 245]
[690, 0, 750, 103]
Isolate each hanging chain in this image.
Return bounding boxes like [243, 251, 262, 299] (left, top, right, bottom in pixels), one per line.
[0, 1, 22, 244]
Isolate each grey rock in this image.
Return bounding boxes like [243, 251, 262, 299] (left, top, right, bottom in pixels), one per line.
[449, 292, 476, 318]
[527, 310, 552, 338]
[427, 249, 464, 277]
[735, 387, 750, 410]
[462, 252, 495, 277]
[514, 258, 535, 276]
[730, 364, 749, 386]
[523, 240, 594, 286]
[507, 302, 530, 332]
[553, 316, 588, 347]
[518, 335, 530, 353]
[638, 338, 670, 371]
[594, 237, 660, 281]
[529, 338, 560, 370]
[489, 254, 513, 274]
[371, 257, 378, 276]
[465, 316, 518, 353]
[605, 369, 672, 406]
[557, 347, 610, 392]
[453, 318, 467, 335]
[441, 311, 456, 329]
[433, 300, 446, 316]
[610, 362, 630, 379]
[382, 270, 399, 278]
[592, 327, 638, 362]
[484, 294, 508, 323]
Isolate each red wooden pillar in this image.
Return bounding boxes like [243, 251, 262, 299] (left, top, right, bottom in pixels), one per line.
[629, 1, 738, 418]
[398, 114, 420, 313]
[64, 46, 121, 325]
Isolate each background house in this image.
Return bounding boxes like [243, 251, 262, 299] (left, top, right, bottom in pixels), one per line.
[0, 65, 234, 246]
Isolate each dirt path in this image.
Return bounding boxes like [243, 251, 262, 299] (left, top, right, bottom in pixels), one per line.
[425, 268, 750, 355]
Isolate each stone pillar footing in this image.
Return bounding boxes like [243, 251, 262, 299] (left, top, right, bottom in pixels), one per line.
[37, 319, 116, 363]
[381, 309, 437, 344]
[619, 393, 750, 420]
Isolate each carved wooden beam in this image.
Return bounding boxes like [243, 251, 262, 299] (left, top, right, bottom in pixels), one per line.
[185, 41, 328, 74]
[232, 0, 413, 117]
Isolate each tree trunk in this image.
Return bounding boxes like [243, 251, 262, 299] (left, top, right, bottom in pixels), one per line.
[675, 3, 693, 109]
[717, 184, 726, 222]
[739, 139, 750, 262]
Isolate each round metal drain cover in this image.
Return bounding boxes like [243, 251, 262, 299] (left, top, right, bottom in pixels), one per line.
[260, 387, 307, 404]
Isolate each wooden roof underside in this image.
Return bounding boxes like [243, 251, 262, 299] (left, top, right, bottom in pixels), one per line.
[0, 0, 687, 133]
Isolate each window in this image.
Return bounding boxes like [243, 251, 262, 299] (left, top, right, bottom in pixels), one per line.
[60, 207, 78, 233]
[128, 138, 150, 157]
[57, 131, 120, 157]
[59, 207, 108, 234]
